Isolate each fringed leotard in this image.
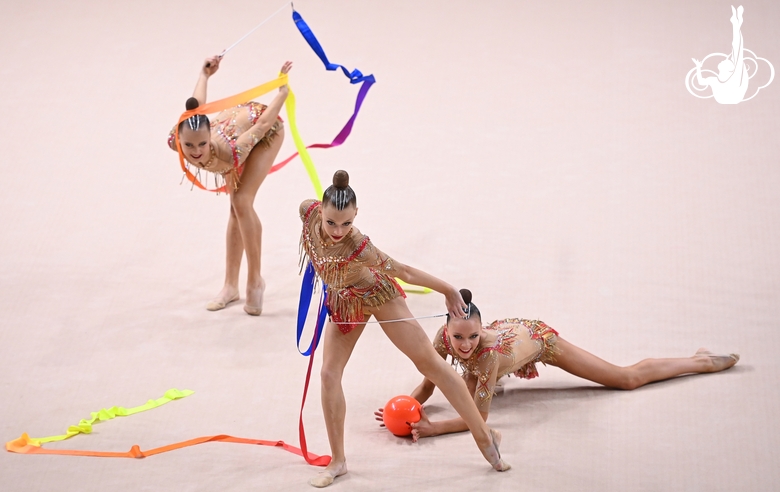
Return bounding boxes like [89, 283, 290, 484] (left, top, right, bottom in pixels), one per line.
[299, 199, 406, 334]
[434, 319, 559, 412]
[168, 102, 283, 184]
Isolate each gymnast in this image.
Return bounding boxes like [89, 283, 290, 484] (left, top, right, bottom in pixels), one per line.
[168, 56, 292, 315]
[299, 171, 510, 487]
[376, 289, 739, 441]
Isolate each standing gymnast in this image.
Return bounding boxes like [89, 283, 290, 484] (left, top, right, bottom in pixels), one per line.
[169, 55, 292, 315]
[376, 289, 739, 441]
[299, 171, 510, 488]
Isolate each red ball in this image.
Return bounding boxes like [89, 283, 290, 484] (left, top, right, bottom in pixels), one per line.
[382, 395, 422, 437]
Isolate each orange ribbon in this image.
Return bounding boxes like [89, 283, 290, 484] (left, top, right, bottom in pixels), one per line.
[6, 432, 328, 462]
[174, 74, 289, 192]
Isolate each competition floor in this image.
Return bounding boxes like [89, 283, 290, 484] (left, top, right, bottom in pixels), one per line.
[2, 1, 778, 490]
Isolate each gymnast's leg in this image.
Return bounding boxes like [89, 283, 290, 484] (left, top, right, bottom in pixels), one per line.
[373, 297, 510, 471]
[310, 319, 366, 488]
[220, 129, 284, 315]
[548, 338, 738, 390]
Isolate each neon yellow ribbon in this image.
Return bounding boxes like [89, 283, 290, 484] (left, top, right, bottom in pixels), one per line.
[284, 83, 323, 197]
[397, 279, 433, 294]
[25, 388, 194, 447]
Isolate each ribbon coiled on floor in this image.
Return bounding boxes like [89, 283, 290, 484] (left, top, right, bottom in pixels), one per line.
[5, 389, 328, 464]
[5, 389, 330, 466]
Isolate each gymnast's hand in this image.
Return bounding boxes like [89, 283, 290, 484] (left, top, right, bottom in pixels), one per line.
[374, 407, 386, 427]
[409, 407, 433, 442]
[202, 55, 221, 77]
[278, 61, 293, 94]
[445, 288, 469, 319]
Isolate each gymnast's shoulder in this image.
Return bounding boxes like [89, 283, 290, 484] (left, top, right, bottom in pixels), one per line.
[299, 199, 320, 221]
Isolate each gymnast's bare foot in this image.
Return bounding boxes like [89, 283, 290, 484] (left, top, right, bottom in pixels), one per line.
[479, 428, 511, 472]
[309, 461, 347, 488]
[243, 277, 265, 316]
[206, 285, 239, 311]
[694, 348, 739, 372]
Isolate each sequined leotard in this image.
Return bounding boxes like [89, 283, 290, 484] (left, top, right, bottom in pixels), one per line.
[434, 319, 559, 412]
[299, 199, 406, 334]
[168, 101, 283, 180]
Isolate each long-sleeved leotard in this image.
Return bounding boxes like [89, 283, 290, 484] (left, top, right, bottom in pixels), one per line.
[168, 101, 283, 178]
[433, 319, 559, 413]
[299, 199, 406, 333]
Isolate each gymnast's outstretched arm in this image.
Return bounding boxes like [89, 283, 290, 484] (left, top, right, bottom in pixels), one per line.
[408, 372, 490, 441]
[235, 61, 292, 150]
[392, 262, 467, 319]
[376, 365, 493, 441]
[191, 55, 221, 106]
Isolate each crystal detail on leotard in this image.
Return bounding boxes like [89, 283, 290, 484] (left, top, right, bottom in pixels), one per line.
[434, 319, 559, 407]
[168, 102, 283, 193]
[298, 200, 406, 334]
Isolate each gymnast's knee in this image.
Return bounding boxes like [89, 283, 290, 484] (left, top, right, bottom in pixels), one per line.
[230, 196, 255, 218]
[616, 368, 643, 391]
[320, 365, 345, 389]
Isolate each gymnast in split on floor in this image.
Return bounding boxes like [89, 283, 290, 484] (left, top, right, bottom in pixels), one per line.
[376, 289, 739, 441]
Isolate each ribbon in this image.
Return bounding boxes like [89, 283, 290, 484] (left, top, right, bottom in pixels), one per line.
[21, 388, 193, 446]
[396, 280, 433, 294]
[287, 7, 382, 467]
[268, 9, 376, 174]
[295, 261, 331, 466]
[176, 8, 375, 196]
[5, 389, 328, 465]
[7, 433, 328, 462]
[292, 10, 374, 84]
[175, 74, 323, 196]
[296, 262, 328, 357]
[282, 82, 323, 198]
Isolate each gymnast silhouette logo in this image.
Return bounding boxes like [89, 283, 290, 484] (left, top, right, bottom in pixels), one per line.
[685, 5, 774, 104]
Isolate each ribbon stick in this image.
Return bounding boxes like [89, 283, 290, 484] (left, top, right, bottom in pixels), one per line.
[269, 9, 376, 173]
[218, 2, 291, 59]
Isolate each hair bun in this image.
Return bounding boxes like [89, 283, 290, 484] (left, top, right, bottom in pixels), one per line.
[332, 170, 350, 189]
[459, 288, 472, 305]
[185, 97, 200, 111]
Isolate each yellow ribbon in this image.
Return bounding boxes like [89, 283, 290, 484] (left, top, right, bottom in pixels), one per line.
[283, 82, 323, 197]
[23, 388, 194, 447]
[397, 280, 433, 294]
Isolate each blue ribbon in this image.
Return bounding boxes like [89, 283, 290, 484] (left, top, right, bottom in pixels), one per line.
[292, 10, 376, 85]
[296, 261, 328, 356]
[292, 8, 374, 356]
